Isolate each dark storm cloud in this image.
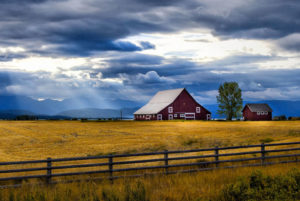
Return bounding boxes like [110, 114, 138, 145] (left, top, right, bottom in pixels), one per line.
[277, 34, 300, 52]
[0, 53, 26, 61]
[0, 0, 299, 54]
[99, 57, 196, 78]
[1, 52, 300, 104]
[73, 53, 297, 95]
[0, 0, 300, 104]
[192, 0, 300, 39]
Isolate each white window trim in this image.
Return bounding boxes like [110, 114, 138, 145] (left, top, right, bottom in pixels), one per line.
[174, 114, 177, 117]
[185, 113, 195, 120]
[168, 114, 173, 120]
[207, 114, 211, 120]
[157, 114, 162, 120]
[265, 112, 268, 115]
[168, 106, 173, 113]
[180, 114, 185, 118]
[257, 112, 260, 115]
[196, 107, 201, 113]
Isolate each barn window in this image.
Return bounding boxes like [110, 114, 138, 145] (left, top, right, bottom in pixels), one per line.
[265, 112, 268, 115]
[168, 107, 173, 113]
[196, 107, 201, 113]
[174, 114, 177, 117]
[153, 114, 155, 118]
[257, 112, 260, 115]
[180, 114, 185, 118]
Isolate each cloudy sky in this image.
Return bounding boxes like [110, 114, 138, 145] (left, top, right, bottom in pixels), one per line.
[0, 0, 300, 108]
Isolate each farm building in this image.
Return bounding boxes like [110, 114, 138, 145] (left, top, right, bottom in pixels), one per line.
[134, 88, 211, 120]
[242, 103, 272, 121]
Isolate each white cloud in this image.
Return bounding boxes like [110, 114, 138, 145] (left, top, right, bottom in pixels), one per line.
[243, 87, 300, 101]
[136, 71, 176, 84]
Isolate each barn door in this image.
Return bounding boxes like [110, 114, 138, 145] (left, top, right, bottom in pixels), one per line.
[157, 114, 162, 120]
[168, 114, 173, 120]
[206, 114, 211, 120]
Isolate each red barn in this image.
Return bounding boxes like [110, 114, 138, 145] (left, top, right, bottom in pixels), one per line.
[134, 88, 211, 120]
[242, 103, 272, 121]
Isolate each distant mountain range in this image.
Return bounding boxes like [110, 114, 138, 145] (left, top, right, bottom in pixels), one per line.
[57, 108, 138, 119]
[0, 95, 140, 115]
[0, 95, 298, 119]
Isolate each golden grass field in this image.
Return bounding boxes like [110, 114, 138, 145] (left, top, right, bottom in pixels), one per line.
[0, 120, 299, 161]
[0, 120, 300, 201]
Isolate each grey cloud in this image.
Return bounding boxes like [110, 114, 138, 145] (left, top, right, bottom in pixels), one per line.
[277, 33, 300, 52]
[1, 0, 299, 55]
[0, 53, 27, 61]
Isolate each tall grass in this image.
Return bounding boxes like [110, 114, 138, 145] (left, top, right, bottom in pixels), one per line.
[0, 163, 299, 201]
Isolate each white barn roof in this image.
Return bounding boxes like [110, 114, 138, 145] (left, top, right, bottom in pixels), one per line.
[134, 88, 184, 115]
[244, 103, 273, 112]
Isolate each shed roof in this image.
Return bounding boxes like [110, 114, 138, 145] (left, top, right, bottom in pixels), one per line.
[134, 88, 184, 115]
[244, 103, 273, 112]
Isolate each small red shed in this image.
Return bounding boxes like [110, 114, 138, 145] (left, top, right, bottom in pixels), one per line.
[134, 88, 211, 120]
[242, 103, 272, 121]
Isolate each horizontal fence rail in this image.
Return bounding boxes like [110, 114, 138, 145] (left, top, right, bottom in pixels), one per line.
[0, 141, 300, 187]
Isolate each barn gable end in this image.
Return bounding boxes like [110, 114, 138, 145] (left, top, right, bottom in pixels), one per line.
[134, 88, 211, 120]
[242, 103, 272, 121]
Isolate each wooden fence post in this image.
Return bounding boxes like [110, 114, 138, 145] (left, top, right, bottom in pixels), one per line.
[46, 157, 52, 184]
[164, 150, 169, 174]
[108, 155, 113, 183]
[215, 146, 219, 168]
[261, 143, 265, 165]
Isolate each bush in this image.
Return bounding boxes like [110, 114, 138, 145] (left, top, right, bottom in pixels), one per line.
[288, 117, 300, 121]
[218, 169, 300, 201]
[259, 138, 274, 143]
[273, 115, 287, 121]
[15, 115, 38, 120]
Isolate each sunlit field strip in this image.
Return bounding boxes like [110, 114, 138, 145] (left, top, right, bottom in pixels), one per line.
[0, 120, 299, 161]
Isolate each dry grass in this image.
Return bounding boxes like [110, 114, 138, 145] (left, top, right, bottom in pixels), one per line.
[0, 120, 299, 161]
[0, 163, 299, 201]
[0, 120, 300, 200]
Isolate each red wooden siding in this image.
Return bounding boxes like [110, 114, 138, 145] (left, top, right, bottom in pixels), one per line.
[243, 106, 272, 121]
[135, 89, 211, 120]
[159, 89, 210, 120]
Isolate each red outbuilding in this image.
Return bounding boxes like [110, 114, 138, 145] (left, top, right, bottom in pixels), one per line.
[134, 88, 211, 120]
[242, 103, 272, 121]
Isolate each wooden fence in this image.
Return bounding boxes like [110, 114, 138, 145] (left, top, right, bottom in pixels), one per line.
[0, 141, 300, 187]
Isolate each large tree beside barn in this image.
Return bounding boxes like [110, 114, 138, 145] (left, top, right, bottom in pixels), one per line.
[216, 82, 243, 120]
